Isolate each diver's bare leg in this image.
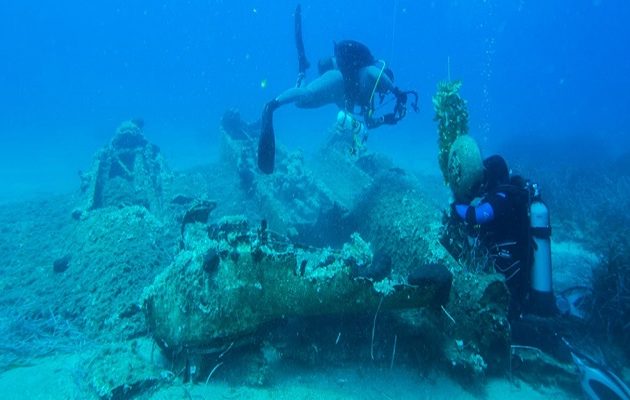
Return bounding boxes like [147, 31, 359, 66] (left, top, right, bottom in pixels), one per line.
[275, 70, 344, 109]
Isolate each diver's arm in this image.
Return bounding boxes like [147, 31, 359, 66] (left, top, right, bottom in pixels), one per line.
[363, 110, 385, 129]
[375, 68, 395, 92]
[360, 65, 418, 127]
[454, 202, 495, 225]
[363, 112, 399, 129]
[360, 70, 400, 128]
[454, 192, 507, 225]
[369, 68, 409, 115]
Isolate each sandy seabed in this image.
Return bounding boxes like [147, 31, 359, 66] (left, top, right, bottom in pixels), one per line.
[0, 352, 573, 400]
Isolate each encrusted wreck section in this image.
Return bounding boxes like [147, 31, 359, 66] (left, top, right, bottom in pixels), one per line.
[143, 216, 452, 353]
[218, 110, 375, 237]
[79, 120, 170, 214]
[352, 170, 454, 279]
[351, 169, 511, 379]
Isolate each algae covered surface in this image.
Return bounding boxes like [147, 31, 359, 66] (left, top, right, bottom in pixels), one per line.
[433, 80, 469, 184]
[0, 118, 611, 400]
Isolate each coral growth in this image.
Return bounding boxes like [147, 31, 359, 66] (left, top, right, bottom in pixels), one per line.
[79, 120, 171, 214]
[433, 80, 469, 184]
[447, 135, 483, 203]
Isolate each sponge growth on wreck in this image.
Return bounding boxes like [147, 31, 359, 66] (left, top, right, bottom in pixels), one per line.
[433, 80, 469, 184]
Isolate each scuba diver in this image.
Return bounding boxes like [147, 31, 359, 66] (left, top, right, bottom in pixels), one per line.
[257, 5, 419, 174]
[450, 152, 630, 399]
[452, 155, 555, 319]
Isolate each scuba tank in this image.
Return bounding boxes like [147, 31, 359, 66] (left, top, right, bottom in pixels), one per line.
[528, 182, 555, 315]
[336, 110, 368, 157]
[336, 110, 366, 135]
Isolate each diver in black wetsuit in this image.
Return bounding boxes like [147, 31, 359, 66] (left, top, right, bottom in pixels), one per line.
[452, 155, 555, 319]
[257, 7, 418, 173]
[452, 156, 630, 400]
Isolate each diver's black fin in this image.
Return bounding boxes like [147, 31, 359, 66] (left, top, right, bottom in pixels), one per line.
[295, 4, 310, 74]
[257, 101, 277, 174]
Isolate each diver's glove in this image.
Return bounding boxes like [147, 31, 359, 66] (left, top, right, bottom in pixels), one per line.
[382, 113, 398, 125]
[453, 204, 482, 226]
[392, 87, 420, 117]
[393, 87, 408, 105]
[392, 87, 408, 121]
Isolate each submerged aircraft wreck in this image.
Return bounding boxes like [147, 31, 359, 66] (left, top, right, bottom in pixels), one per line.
[74, 85, 585, 397]
[136, 104, 516, 387]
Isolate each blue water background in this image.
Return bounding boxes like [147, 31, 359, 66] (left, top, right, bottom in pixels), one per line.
[0, 0, 628, 199]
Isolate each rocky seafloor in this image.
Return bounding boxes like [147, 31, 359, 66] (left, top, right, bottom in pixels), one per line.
[0, 118, 627, 399]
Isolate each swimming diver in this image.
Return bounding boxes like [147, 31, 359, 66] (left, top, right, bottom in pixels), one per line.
[257, 4, 419, 174]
